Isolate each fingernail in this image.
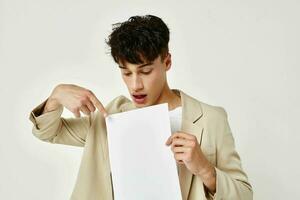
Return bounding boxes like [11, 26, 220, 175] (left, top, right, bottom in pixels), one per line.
[165, 139, 170, 146]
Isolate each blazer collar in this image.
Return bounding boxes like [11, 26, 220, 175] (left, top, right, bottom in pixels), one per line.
[121, 88, 205, 200]
[172, 88, 203, 124]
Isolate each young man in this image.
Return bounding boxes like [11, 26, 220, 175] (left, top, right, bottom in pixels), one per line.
[29, 15, 252, 200]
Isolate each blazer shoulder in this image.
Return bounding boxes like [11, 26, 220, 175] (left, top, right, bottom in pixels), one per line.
[105, 95, 131, 114]
[198, 101, 231, 139]
[90, 95, 131, 125]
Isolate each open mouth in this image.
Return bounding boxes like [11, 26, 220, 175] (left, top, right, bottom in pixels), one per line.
[132, 94, 147, 104]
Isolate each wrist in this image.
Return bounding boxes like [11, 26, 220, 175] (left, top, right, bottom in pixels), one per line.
[43, 96, 61, 113]
[196, 159, 214, 177]
[196, 161, 216, 193]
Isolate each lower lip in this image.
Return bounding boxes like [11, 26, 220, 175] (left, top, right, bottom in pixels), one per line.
[133, 95, 147, 104]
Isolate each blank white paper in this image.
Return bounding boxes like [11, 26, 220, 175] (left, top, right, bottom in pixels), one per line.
[105, 103, 182, 200]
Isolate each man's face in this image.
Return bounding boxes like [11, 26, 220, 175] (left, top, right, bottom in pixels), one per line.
[118, 54, 171, 108]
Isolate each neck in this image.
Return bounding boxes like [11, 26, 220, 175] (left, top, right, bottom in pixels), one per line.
[156, 84, 181, 111]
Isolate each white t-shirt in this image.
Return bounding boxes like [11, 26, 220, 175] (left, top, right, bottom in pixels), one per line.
[169, 106, 182, 174]
[169, 106, 182, 134]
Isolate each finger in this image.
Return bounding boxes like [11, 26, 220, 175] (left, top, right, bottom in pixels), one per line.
[166, 133, 185, 146]
[88, 93, 108, 117]
[85, 100, 96, 112]
[174, 153, 185, 161]
[73, 108, 81, 118]
[166, 132, 197, 147]
[172, 146, 189, 153]
[171, 138, 191, 147]
[171, 132, 196, 141]
[174, 139, 196, 148]
[80, 105, 91, 116]
[165, 136, 172, 146]
[177, 160, 184, 164]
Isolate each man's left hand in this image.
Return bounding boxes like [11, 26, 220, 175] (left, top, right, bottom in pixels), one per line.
[165, 131, 211, 176]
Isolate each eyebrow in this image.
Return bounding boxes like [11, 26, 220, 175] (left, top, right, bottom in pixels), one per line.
[118, 62, 153, 69]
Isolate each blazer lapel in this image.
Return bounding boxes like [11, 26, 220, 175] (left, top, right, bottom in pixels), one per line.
[174, 89, 204, 200]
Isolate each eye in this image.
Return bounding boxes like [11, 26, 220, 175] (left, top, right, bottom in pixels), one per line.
[141, 70, 152, 75]
[123, 72, 132, 76]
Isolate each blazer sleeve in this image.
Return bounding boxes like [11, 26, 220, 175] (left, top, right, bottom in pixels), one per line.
[206, 107, 253, 200]
[29, 98, 92, 147]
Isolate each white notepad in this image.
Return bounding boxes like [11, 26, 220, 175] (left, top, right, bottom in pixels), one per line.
[105, 103, 182, 200]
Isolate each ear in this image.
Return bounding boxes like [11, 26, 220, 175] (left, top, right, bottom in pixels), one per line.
[165, 53, 172, 71]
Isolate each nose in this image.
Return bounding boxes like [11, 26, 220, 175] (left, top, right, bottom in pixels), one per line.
[132, 75, 144, 91]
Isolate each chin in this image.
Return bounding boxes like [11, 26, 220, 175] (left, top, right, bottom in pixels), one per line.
[134, 101, 152, 108]
[134, 103, 148, 108]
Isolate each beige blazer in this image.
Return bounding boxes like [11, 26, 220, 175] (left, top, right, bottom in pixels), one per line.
[29, 89, 252, 200]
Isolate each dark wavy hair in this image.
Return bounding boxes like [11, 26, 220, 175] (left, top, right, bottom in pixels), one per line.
[105, 15, 170, 65]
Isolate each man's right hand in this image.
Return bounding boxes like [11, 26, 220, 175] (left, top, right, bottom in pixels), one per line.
[43, 84, 108, 118]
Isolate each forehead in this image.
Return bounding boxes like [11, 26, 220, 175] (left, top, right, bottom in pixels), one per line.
[118, 54, 162, 70]
[118, 62, 153, 70]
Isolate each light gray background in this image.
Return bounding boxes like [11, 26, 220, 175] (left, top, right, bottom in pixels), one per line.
[0, 0, 299, 199]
